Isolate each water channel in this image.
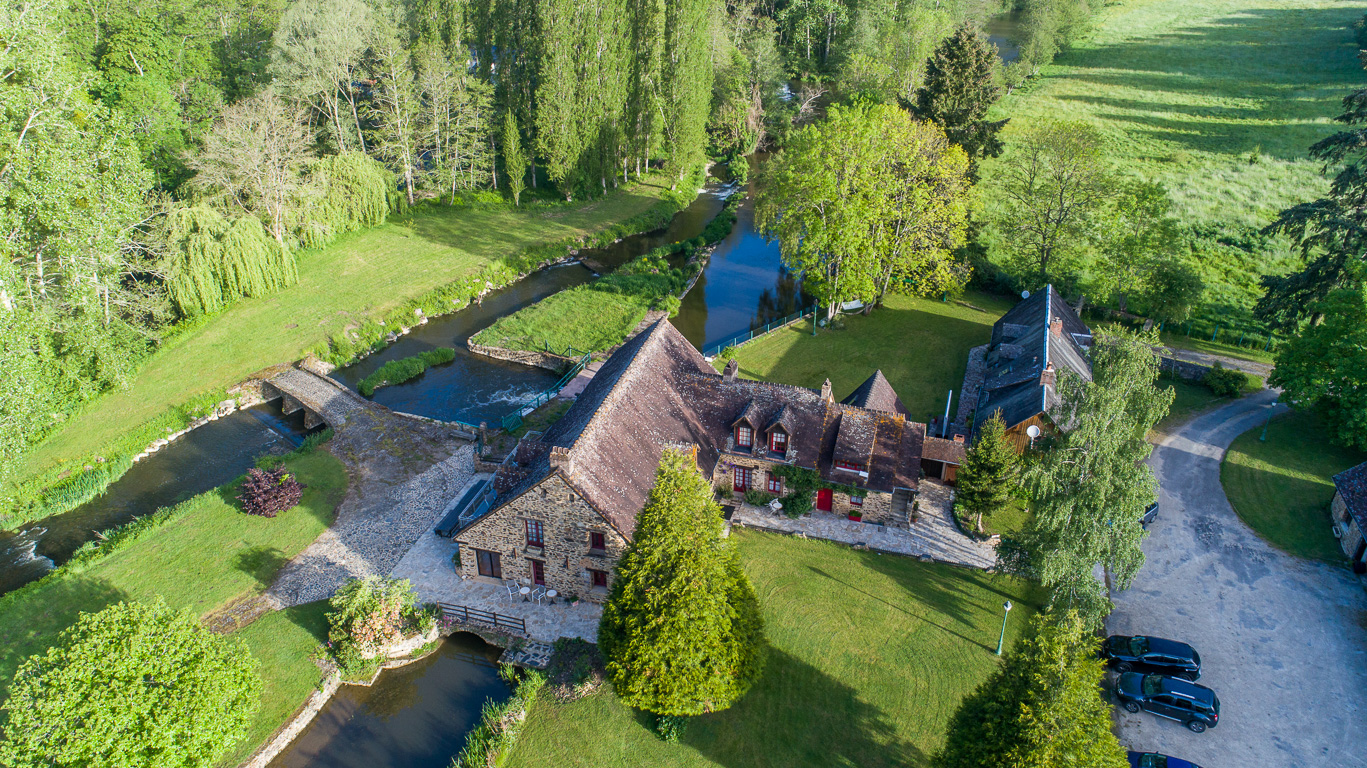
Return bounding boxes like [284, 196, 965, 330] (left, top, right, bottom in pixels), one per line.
[985, 9, 1025, 64]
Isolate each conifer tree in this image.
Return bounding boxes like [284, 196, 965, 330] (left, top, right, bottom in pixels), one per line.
[956, 412, 1020, 533]
[912, 23, 1008, 178]
[599, 448, 764, 716]
[936, 611, 1128, 768]
[501, 109, 528, 206]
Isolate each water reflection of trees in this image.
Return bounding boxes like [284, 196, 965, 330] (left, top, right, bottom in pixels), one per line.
[749, 270, 808, 329]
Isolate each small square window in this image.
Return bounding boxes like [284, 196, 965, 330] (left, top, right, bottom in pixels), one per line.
[850, 494, 864, 507]
[589, 531, 606, 551]
[770, 431, 787, 453]
[736, 426, 753, 448]
[590, 569, 608, 588]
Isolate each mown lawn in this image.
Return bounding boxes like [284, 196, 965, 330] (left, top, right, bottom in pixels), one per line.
[719, 291, 1015, 423]
[473, 284, 654, 355]
[0, 448, 346, 761]
[506, 531, 1042, 768]
[21, 179, 677, 482]
[1154, 378, 1228, 434]
[1221, 411, 1367, 563]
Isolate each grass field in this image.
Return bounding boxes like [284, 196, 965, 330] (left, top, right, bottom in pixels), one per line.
[0, 449, 346, 761]
[473, 284, 655, 355]
[505, 531, 1043, 768]
[20, 180, 677, 484]
[1155, 378, 1228, 434]
[720, 291, 1016, 423]
[1221, 411, 1367, 562]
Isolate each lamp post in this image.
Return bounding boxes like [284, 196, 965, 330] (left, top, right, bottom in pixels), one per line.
[995, 600, 1013, 656]
[1260, 400, 1280, 442]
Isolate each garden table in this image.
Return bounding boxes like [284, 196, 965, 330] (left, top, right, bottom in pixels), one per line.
[519, 586, 531, 602]
[546, 589, 558, 604]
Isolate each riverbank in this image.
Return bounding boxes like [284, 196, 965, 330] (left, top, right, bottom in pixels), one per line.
[6, 171, 691, 530]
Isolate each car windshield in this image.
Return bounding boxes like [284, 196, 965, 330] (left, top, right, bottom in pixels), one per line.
[1142, 675, 1163, 696]
[1140, 756, 1168, 768]
[1129, 637, 1149, 656]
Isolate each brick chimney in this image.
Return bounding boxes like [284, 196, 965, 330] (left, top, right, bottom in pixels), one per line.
[1050, 318, 1063, 338]
[1041, 361, 1056, 389]
[820, 378, 833, 402]
[723, 358, 738, 382]
[549, 445, 574, 475]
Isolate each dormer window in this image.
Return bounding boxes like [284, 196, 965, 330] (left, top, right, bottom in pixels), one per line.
[835, 460, 864, 473]
[770, 431, 788, 454]
[736, 425, 753, 448]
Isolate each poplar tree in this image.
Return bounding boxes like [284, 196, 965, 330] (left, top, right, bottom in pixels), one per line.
[1007, 330, 1172, 624]
[599, 449, 764, 716]
[501, 109, 528, 206]
[660, 0, 714, 184]
[367, 10, 422, 206]
[956, 412, 1019, 533]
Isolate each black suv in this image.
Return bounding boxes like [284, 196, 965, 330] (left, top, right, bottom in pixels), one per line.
[1102, 635, 1201, 680]
[1114, 673, 1220, 733]
[1141, 502, 1159, 527]
[1128, 752, 1202, 768]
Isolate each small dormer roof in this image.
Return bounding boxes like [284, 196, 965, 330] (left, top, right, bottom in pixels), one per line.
[731, 400, 763, 428]
[766, 404, 795, 434]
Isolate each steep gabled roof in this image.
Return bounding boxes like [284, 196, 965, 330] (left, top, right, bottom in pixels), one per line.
[1334, 461, 1367, 537]
[841, 370, 908, 417]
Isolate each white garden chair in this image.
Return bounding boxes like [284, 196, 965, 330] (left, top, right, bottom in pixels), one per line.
[531, 586, 547, 605]
[504, 580, 520, 604]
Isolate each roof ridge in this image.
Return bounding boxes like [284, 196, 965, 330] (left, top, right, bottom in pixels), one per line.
[567, 321, 666, 456]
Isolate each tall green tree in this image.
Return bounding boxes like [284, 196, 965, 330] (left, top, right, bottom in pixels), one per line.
[660, 0, 715, 184]
[1269, 273, 1367, 449]
[501, 109, 528, 206]
[936, 610, 1128, 768]
[1094, 180, 1179, 313]
[956, 412, 1020, 533]
[912, 23, 1007, 178]
[1006, 330, 1172, 624]
[366, 9, 422, 206]
[599, 448, 764, 716]
[0, 600, 261, 768]
[756, 103, 971, 319]
[269, 0, 375, 153]
[991, 120, 1110, 287]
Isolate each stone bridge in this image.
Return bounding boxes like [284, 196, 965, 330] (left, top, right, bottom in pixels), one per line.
[259, 367, 369, 429]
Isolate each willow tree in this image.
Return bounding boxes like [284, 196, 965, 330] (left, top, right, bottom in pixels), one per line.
[302, 152, 397, 247]
[270, 0, 375, 152]
[756, 103, 971, 320]
[158, 205, 296, 317]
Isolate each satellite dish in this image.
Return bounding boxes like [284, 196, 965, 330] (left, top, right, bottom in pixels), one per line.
[1026, 425, 1041, 439]
[1021, 290, 1031, 299]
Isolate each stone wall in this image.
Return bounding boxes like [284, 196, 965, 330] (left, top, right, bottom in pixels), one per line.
[1333, 493, 1364, 562]
[455, 473, 628, 603]
[467, 341, 576, 373]
[710, 453, 896, 525]
[1159, 355, 1214, 382]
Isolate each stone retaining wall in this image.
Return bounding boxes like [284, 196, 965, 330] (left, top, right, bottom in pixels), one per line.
[467, 340, 576, 372]
[1159, 355, 1215, 381]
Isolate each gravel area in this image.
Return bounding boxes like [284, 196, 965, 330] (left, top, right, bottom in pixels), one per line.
[731, 480, 996, 570]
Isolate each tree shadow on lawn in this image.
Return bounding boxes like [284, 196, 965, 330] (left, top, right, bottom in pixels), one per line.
[234, 545, 290, 590]
[675, 646, 927, 768]
[404, 192, 662, 255]
[0, 576, 130, 701]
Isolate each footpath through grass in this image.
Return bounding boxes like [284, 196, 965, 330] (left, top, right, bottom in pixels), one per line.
[1221, 411, 1367, 563]
[720, 291, 1014, 423]
[0, 448, 346, 763]
[506, 531, 1042, 768]
[20, 179, 678, 485]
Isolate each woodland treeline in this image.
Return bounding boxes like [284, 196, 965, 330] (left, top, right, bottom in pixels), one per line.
[0, 0, 1102, 479]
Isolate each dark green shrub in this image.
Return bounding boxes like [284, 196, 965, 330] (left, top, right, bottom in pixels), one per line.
[356, 347, 456, 395]
[655, 714, 688, 743]
[742, 488, 772, 507]
[1204, 362, 1249, 398]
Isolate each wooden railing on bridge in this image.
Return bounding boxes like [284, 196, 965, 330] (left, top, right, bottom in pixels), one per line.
[436, 602, 527, 635]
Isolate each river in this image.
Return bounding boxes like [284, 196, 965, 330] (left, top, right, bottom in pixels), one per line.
[986, 9, 1025, 64]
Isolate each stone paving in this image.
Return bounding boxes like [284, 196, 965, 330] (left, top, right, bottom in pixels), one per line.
[268, 367, 369, 426]
[267, 444, 476, 607]
[392, 529, 604, 642]
[731, 479, 996, 570]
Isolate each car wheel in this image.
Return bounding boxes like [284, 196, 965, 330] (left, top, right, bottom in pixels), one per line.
[1123, 701, 1141, 713]
[1116, 662, 1132, 673]
[1187, 720, 1207, 733]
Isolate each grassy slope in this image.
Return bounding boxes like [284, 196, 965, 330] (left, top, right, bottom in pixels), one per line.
[982, 0, 1367, 319]
[474, 287, 653, 354]
[22, 181, 676, 481]
[720, 291, 1014, 423]
[506, 531, 1043, 768]
[1221, 411, 1367, 562]
[0, 448, 344, 746]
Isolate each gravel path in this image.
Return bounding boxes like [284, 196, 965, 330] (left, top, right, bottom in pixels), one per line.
[1109, 390, 1367, 767]
[269, 368, 368, 426]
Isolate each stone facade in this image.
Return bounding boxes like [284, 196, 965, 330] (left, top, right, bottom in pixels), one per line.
[1332, 492, 1365, 563]
[454, 473, 628, 603]
[710, 451, 899, 526]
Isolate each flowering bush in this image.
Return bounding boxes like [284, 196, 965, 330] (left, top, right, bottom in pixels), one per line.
[326, 576, 433, 671]
[237, 467, 305, 517]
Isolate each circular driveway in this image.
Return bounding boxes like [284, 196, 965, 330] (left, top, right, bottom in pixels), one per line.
[1109, 390, 1367, 767]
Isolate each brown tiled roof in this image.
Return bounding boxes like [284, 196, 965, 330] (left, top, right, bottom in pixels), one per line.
[476, 320, 925, 540]
[842, 370, 908, 417]
[1334, 461, 1367, 535]
[922, 436, 967, 465]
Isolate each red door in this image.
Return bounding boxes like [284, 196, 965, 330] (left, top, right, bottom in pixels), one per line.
[530, 559, 545, 586]
[817, 488, 833, 512]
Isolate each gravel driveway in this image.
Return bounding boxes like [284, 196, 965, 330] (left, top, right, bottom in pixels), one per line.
[1109, 390, 1367, 767]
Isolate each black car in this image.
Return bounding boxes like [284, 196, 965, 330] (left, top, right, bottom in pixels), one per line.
[1141, 502, 1159, 527]
[1127, 752, 1202, 768]
[1102, 635, 1201, 680]
[1114, 673, 1220, 733]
